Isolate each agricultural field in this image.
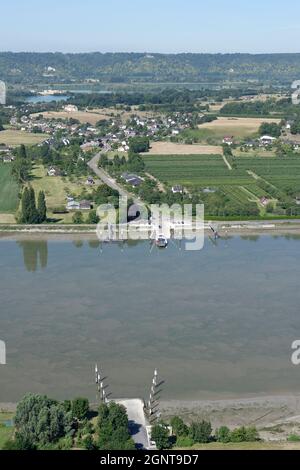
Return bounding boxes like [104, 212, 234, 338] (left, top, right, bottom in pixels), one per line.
[0, 129, 49, 147]
[235, 157, 300, 189]
[143, 154, 252, 187]
[0, 163, 19, 213]
[31, 109, 111, 126]
[143, 153, 300, 213]
[147, 141, 222, 155]
[190, 117, 281, 144]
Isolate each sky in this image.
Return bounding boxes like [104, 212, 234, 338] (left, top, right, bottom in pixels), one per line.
[1, 0, 300, 54]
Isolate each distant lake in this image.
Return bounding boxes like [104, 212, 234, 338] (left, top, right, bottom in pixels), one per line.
[1, 235, 300, 403]
[25, 95, 70, 104]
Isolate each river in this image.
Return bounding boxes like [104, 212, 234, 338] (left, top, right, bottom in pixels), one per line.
[0, 235, 300, 403]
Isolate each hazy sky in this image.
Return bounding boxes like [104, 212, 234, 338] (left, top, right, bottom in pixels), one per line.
[1, 0, 300, 53]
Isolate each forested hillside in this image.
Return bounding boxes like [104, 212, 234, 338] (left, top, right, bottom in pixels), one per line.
[1, 52, 300, 85]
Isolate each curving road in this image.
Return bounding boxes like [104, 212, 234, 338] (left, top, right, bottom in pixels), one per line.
[88, 153, 140, 204]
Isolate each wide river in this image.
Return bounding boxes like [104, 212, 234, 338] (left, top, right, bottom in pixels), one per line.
[0, 235, 300, 403]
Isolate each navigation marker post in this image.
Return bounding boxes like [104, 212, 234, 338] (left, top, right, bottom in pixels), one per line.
[147, 369, 160, 421]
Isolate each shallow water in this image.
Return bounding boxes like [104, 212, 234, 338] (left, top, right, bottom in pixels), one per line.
[1, 235, 300, 402]
[25, 95, 69, 103]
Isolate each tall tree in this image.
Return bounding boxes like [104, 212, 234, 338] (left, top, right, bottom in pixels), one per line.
[20, 187, 31, 224]
[37, 191, 47, 223]
[20, 187, 39, 224]
[28, 187, 38, 223]
[12, 144, 31, 182]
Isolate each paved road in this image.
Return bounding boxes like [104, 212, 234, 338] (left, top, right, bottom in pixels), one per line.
[115, 399, 151, 449]
[88, 153, 140, 205]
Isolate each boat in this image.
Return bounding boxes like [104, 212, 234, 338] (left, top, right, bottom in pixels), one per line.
[155, 235, 168, 248]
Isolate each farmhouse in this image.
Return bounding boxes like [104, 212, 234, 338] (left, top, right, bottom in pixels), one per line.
[121, 172, 143, 187]
[79, 200, 92, 210]
[222, 136, 234, 145]
[66, 200, 80, 211]
[260, 135, 276, 145]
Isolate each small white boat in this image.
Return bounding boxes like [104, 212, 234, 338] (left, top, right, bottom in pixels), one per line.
[155, 235, 168, 248]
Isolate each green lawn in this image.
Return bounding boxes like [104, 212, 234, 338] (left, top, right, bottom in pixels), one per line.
[0, 164, 19, 213]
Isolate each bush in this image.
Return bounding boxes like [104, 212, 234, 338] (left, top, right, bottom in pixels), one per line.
[72, 212, 84, 224]
[230, 426, 259, 443]
[189, 421, 212, 444]
[287, 434, 300, 442]
[83, 434, 96, 450]
[87, 210, 100, 224]
[175, 436, 194, 448]
[216, 426, 231, 443]
[57, 436, 73, 450]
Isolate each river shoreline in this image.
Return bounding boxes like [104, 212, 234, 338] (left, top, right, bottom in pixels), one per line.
[1, 222, 300, 240]
[2, 394, 300, 438]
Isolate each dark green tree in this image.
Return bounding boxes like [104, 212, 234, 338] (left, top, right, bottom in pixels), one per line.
[28, 187, 39, 223]
[87, 210, 100, 224]
[37, 191, 47, 223]
[189, 420, 212, 444]
[151, 423, 171, 450]
[14, 393, 73, 448]
[72, 211, 84, 224]
[215, 426, 231, 443]
[71, 397, 89, 421]
[97, 402, 135, 450]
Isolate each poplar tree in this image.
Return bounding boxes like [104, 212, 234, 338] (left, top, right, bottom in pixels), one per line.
[37, 191, 47, 223]
[28, 187, 38, 223]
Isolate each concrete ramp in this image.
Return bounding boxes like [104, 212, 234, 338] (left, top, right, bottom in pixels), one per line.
[115, 399, 150, 449]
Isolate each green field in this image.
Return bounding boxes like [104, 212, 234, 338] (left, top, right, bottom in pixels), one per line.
[0, 164, 19, 213]
[235, 157, 300, 189]
[0, 129, 49, 147]
[143, 154, 252, 187]
[143, 153, 300, 212]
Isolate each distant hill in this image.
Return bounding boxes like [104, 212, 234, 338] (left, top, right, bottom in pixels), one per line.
[1, 52, 300, 85]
